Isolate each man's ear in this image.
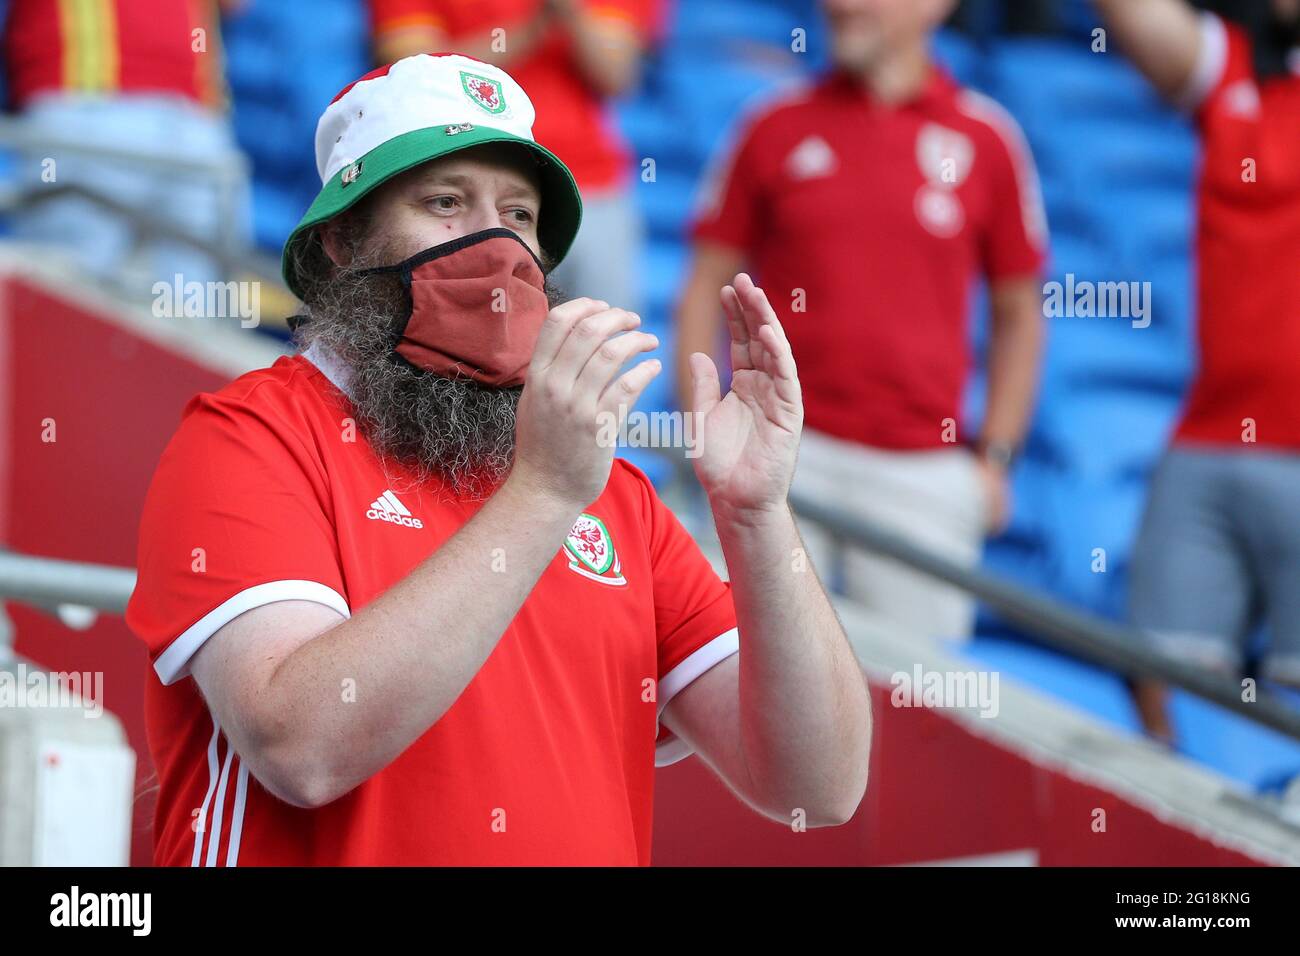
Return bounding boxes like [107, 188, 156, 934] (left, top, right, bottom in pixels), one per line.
[318, 218, 351, 269]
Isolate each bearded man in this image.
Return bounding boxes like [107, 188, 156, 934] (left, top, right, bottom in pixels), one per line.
[126, 54, 872, 866]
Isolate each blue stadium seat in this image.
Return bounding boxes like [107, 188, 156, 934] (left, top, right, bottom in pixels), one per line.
[635, 240, 690, 326]
[670, 0, 803, 47]
[1055, 0, 1106, 39]
[991, 37, 1159, 122]
[962, 636, 1143, 733]
[1169, 689, 1300, 791]
[981, 463, 1059, 594]
[630, 170, 699, 244]
[653, 57, 807, 169]
[223, 0, 370, 252]
[932, 28, 984, 88]
[1036, 388, 1176, 478]
[1048, 478, 1147, 615]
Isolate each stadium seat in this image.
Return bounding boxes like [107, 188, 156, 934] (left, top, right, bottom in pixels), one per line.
[1169, 689, 1300, 791]
[962, 636, 1143, 734]
[932, 28, 985, 88]
[223, 0, 370, 252]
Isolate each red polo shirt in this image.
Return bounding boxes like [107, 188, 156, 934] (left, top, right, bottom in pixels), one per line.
[367, 0, 662, 192]
[125, 349, 739, 866]
[1173, 14, 1300, 450]
[692, 68, 1047, 450]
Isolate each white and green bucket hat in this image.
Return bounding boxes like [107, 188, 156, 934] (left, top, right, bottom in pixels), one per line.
[281, 53, 583, 300]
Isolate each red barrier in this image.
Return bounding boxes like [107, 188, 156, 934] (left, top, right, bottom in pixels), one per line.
[653, 683, 1263, 865]
[1, 275, 232, 865]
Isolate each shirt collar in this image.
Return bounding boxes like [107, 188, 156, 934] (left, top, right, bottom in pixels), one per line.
[302, 340, 355, 400]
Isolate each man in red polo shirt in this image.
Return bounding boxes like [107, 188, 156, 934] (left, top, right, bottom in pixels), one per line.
[676, 0, 1047, 642]
[1096, 0, 1300, 740]
[126, 54, 872, 865]
[366, 0, 659, 313]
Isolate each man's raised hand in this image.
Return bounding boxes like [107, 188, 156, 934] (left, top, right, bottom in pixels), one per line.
[689, 273, 803, 520]
[511, 297, 661, 511]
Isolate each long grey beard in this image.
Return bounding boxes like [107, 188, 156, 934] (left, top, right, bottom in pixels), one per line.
[292, 265, 523, 499]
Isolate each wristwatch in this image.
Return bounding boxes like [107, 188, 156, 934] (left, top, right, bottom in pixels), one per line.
[978, 439, 1017, 470]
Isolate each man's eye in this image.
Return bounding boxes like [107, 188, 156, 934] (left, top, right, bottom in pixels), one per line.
[508, 208, 535, 224]
[427, 196, 458, 211]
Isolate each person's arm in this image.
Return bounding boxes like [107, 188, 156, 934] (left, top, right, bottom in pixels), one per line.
[673, 241, 746, 413]
[191, 298, 661, 809]
[1093, 0, 1205, 100]
[976, 275, 1044, 532]
[677, 104, 767, 411]
[547, 0, 645, 97]
[374, 22, 444, 64]
[666, 273, 873, 826]
[372, 5, 551, 68]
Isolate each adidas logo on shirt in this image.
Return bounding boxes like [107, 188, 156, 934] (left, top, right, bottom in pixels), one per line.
[786, 134, 837, 181]
[366, 490, 424, 528]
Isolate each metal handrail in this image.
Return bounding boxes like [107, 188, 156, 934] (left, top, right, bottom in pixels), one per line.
[0, 123, 249, 178]
[788, 488, 1300, 740]
[0, 120, 289, 299]
[647, 446, 1300, 741]
[3, 181, 285, 289]
[0, 552, 135, 615]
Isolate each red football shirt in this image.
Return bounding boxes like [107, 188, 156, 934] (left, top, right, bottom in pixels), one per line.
[692, 68, 1047, 450]
[367, 0, 662, 192]
[126, 347, 739, 866]
[3, 0, 225, 110]
[1173, 14, 1300, 450]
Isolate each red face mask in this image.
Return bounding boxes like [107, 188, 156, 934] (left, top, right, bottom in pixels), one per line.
[362, 228, 549, 387]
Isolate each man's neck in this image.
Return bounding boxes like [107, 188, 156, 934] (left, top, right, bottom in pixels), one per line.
[303, 340, 355, 400]
[843, 39, 933, 105]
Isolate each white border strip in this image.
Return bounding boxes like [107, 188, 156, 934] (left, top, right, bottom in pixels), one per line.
[205, 740, 236, 867]
[655, 627, 740, 767]
[154, 579, 351, 685]
[955, 89, 1049, 252]
[190, 715, 222, 867]
[225, 760, 250, 867]
[1176, 12, 1229, 111]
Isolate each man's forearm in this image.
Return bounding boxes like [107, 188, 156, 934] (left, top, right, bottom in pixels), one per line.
[551, 3, 641, 97]
[458, 13, 552, 69]
[675, 287, 722, 412]
[375, 15, 550, 70]
[713, 502, 872, 825]
[674, 245, 745, 411]
[1093, 0, 1203, 99]
[982, 284, 1044, 450]
[266, 473, 579, 805]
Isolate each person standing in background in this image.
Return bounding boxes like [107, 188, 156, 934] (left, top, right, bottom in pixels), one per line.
[1, 0, 247, 290]
[368, 0, 661, 314]
[1095, 0, 1300, 742]
[675, 0, 1047, 643]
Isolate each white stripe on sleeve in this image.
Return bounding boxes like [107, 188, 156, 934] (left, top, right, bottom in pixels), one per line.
[655, 627, 741, 768]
